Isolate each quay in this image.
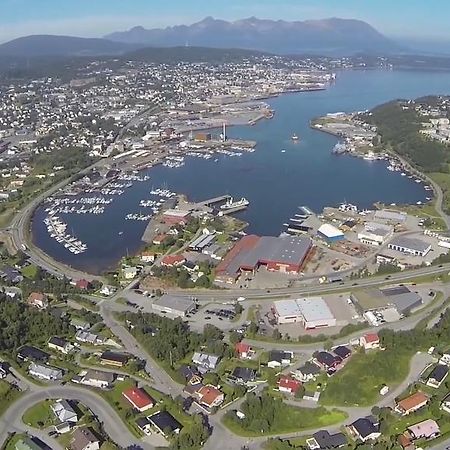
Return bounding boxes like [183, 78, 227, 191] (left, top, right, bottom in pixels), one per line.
[197, 195, 232, 207]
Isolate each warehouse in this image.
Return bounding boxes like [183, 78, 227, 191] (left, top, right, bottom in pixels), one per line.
[388, 236, 431, 257]
[215, 234, 312, 283]
[162, 209, 190, 225]
[318, 223, 345, 242]
[152, 294, 196, 317]
[374, 209, 407, 224]
[272, 297, 336, 329]
[358, 222, 393, 246]
[189, 233, 216, 251]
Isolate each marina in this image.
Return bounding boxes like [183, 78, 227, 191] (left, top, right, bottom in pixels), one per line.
[31, 70, 450, 274]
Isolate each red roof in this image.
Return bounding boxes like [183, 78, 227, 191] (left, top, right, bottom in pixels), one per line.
[235, 342, 251, 355]
[162, 254, 186, 266]
[122, 387, 154, 410]
[278, 375, 302, 393]
[364, 333, 379, 343]
[197, 385, 223, 407]
[76, 279, 90, 289]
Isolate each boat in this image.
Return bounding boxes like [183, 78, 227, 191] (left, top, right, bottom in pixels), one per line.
[332, 143, 347, 155]
[281, 149, 286, 153]
[220, 197, 250, 210]
[291, 134, 299, 141]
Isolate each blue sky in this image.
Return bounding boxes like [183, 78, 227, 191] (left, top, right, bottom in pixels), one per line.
[0, 0, 448, 43]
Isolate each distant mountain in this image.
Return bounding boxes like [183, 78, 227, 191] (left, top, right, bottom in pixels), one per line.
[0, 35, 142, 57]
[105, 16, 401, 55]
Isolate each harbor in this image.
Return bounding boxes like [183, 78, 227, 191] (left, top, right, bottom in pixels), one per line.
[31, 69, 450, 274]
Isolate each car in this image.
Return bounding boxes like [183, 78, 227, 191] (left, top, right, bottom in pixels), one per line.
[385, 276, 391, 280]
[48, 431, 57, 437]
[205, 316, 211, 320]
[218, 317, 223, 321]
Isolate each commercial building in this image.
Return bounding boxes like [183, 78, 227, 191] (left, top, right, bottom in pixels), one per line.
[215, 234, 312, 283]
[388, 236, 432, 257]
[162, 209, 190, 225]
[317, 223, 345, 242]
[272, 297, 336, 329]
[358, 222, 393, 246]
[374, 209, 407, 224]
[152, 294, 196, 317]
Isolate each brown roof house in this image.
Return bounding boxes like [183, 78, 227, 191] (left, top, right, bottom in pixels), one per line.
[70, 427, 100, 450]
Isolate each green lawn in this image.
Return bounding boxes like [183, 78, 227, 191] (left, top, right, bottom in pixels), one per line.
[22, 400, 54, 428]
[223, 405, 347, 437]
[320, 349, 414, 407]
[21, 264, 39, 279]
[0, 380, 22, 417]
[4, 433, 29, 450]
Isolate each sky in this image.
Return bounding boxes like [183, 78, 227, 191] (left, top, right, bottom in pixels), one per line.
[0, 0, 449, 44]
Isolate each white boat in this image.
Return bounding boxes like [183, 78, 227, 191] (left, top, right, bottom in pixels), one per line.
[220, 197, 250, 210]
[291, 134, 299, 141]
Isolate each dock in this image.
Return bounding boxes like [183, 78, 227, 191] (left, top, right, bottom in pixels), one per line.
[197, 195, 231, 207]
[220, 205, 248, 215]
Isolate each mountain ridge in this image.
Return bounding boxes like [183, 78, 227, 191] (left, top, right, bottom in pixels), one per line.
[104, 16, 401, 55]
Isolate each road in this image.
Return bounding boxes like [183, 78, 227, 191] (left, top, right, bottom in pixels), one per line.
[0, 385, 155, 450]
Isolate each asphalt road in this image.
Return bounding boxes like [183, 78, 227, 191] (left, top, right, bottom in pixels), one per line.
[0, 385, 155, 450]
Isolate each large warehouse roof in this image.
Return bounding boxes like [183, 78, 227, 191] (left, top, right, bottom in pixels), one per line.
[274, 297, 334, 322]
[389, 236, 431, 253]
[318, 223, 344, 239]
[152, 294, 195, 313]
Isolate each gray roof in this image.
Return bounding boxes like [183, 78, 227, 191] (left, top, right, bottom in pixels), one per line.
[389, 236, 431, 253]
[152, 294, 196, 313]
[274, 297, 334, 322]
[241, 235, 311, 268]
[84, 369, 115, 383]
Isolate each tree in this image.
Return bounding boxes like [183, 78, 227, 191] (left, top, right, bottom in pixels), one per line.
[229, 331, 242, 345]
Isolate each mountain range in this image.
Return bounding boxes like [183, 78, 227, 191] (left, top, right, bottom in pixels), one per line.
[105, 16, 401, 55]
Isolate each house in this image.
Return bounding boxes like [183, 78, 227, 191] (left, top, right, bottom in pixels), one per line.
[161, 254, 186, 267]
[192, 352, 220, 372]
[407, 419, 440, 440]
[48, 336, 73, 354]
[99, 285, 116, 296]
[140, 251, 156, 263]
[278, 375, 302, 395]
[122, 386, 154, 412]
[268, 350, 293, 368]
[123, 266, 138, 280]
[230, 366, 257, 384]
[148, 410, 183, 436]
[0, 266, 23, 284]
[348, 416, 381, 442]
[100, 351, 129, 367]
[360, 333, 380, 350]
[153, 234, 168, 246]
[75, 279, 91, 290]
[180, 365, 203, 386]
[292, 361, 321, 383]
[195, 385, 224, 409]
[0, 362, 8, 379]
[29, 362, 63, 381]
[441, 392, 450, 413]
[70, 318, 91, 331]
[333, 346, 351, 360]
[51, 399, 78, 424]
[27, 292, 48, 309]
[17, 345, 49, 363]
[395, 392, 429, 415]
[235, 342, 254, 360]
[315, 352, 342, 372]
[183, 261, 199, 273]
[307, 430, 348, 449]
[79, 370, 115, 389]
[135, 417, 152, 435]
[70, 427, 100, 450]
[398, 433, 416, 450]
[426, 364, 449, 388]
[75, 330, 104, 346]
[439, 353, 450, 366]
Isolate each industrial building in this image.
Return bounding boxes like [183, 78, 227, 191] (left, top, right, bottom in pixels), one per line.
[388, 236, 432, 257]
[152, 294, 196, 317]
[374, 209, 407, 224]
[215, 234, 312, 283]
[272, 297, 336, 329]
[351, 286, 423, 317]
[162, 209, 191, 225]
[189, 233, 216, 251]
[358, 222, 393, 246]
[317, 223, 345, 242]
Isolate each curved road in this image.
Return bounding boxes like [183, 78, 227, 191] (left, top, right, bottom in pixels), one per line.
[0, 385, 155, 450]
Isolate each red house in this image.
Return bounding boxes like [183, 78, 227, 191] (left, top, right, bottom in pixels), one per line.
[161, 254, 186, 267]
[235, 342, 254, 359]
[122, 387, 154, 412]
[153, 234, 168, 246]
[278, 375, 302, 395]
[76, 279, 91, 290]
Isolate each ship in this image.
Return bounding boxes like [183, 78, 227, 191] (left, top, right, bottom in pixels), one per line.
[291, 134, 299, 141]
[220, 197, 250, 210]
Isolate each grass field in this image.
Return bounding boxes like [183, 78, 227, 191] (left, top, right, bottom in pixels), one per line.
[320, 349, 413, 406]
[22, 400, 54, 428]
[223, 405, 347, 437]
[21, 264, 39, 279]
[0, 381, 22, 418]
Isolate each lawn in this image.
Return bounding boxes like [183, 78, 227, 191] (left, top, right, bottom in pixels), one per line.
[0, 380, 22, 417]
[22, 400, 54, 428]
[21, 264, 39, 279]
[4, 433, 29, 450]
[320, 349, 414, 407]
[223, 405, 347, 437]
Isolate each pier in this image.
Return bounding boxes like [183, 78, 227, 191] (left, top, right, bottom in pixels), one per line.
[197, 195, 232, 207]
